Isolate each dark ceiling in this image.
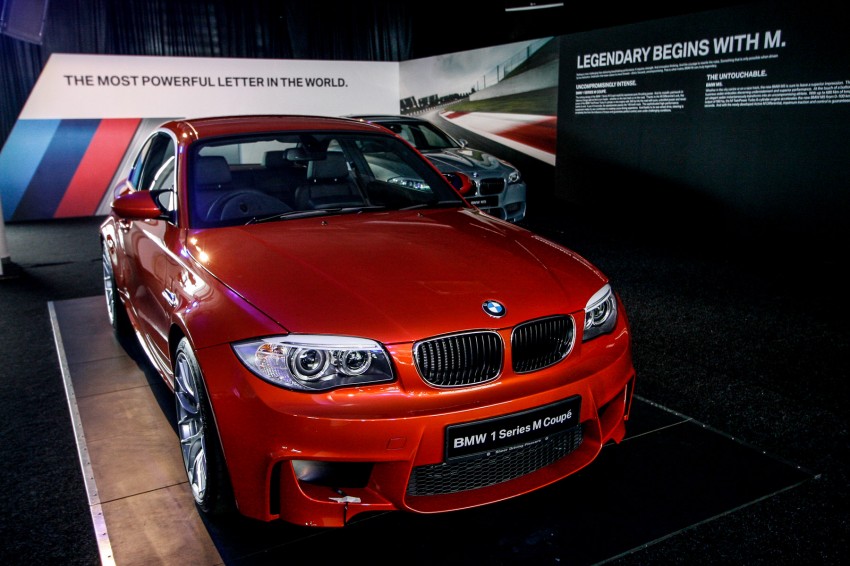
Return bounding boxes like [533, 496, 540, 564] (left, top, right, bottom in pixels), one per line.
[409, 1, 752, 59]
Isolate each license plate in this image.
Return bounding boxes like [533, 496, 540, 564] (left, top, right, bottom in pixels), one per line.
[445, 396, 581, 460]
[466, 196, 499, 208]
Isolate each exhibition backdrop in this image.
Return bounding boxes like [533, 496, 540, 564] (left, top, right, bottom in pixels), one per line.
[556, 2, 849, 239]
[0, 38, 555, 222]
[0, 1, 847, 246]
[399, 36, 558, 166]
[0, 54, 399, 221]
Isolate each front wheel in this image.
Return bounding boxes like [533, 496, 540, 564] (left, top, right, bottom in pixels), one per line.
[174, 338, 235, 517]
[101, 239, 131, 336]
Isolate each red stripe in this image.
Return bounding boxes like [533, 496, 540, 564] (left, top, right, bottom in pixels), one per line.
[55, 118, 141, 217]
[494, 116, 557, 155]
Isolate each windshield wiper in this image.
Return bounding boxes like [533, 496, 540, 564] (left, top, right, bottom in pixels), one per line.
[246, 205, 387, 225]
[399, 200, 463, 211]
[245, 209, 327, 224]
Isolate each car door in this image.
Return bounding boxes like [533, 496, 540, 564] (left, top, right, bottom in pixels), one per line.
[119, 132, 180, 371]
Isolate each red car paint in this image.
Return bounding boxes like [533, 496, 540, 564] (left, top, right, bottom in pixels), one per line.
[100, 115, 635, 527]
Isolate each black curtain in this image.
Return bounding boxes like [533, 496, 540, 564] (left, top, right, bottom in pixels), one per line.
[0, 0, 412, 147]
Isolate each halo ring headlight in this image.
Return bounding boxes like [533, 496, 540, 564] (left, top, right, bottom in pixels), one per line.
[233, 335, 394, 392]
[340, 350, 372, 376]
[290, 348, 329, 381]
[583, 284, 618, 341]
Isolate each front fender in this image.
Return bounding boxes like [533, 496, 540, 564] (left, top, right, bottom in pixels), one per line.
[168, 239, 285, 353]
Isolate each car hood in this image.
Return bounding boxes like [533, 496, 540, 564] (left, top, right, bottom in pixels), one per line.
[189, 209, 606, 344]
[421, 147, 509, 175]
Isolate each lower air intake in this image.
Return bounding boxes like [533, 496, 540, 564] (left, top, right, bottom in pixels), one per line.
[407, 425, 583, 496]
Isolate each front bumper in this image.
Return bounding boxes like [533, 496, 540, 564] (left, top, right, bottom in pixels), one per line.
[467, 180, 527, 223]
[197, 320, 634, 527]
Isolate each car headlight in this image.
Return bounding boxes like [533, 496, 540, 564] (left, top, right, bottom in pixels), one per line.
[583, 284, 618, 341]
[233, 335, 394, 391]
[498, 160, 521, 183]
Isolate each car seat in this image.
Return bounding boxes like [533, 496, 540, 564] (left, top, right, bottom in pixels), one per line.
[294, 152, 365, 210]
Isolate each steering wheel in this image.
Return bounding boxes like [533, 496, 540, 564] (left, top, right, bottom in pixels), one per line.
[206, 190, 290, 221]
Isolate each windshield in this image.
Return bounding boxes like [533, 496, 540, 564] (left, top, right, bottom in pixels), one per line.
[378, 121, 458, 151]
[188, 131, 464, 228]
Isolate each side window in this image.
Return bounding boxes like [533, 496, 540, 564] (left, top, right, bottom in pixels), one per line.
[136, 133, 177, 214]
[418, 125, 446, 148]
[398, 125, 416, 145]
[127, 137, 154, 190]
[150, 155, 176, 212]
[138, 134, 175, 192]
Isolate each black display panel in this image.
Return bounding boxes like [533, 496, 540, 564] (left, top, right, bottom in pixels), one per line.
[555, 1, 849, 248]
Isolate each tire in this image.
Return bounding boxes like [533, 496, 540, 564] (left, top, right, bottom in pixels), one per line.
[101, 239, 131, 337]
[173, 337, 235, 517]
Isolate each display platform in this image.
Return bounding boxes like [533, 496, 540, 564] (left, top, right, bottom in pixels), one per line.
[49, 296, 815, 565]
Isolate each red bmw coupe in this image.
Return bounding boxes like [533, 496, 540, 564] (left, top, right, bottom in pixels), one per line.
[100, 115, 635, 527]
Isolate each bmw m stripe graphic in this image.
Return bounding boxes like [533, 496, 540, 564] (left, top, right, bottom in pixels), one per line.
[0, 119, 59, 219]
[56, 119, 142, 217]
[0, 118, 141, 221]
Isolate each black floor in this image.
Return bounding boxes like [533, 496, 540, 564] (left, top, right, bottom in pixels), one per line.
[48, 294, 816, 564]
[202, 399, 815, 565]
[1, 202, 848, 564]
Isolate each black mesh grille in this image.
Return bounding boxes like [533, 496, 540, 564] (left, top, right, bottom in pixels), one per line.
[414, 331, 502, 387]
[487, 207, 507, 219]
[478, 178, 505, 195]
[407, 425, 583, 496]
[512, 316, 574, 373]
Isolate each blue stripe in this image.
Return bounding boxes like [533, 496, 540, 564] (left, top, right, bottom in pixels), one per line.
[0, 120, 61, 221]
[11, 119, 101, 221]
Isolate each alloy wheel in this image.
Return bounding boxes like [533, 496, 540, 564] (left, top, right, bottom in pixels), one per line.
[174, 350, 208, 504]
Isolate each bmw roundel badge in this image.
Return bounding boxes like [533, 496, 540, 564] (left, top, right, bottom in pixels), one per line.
[482, 300, 506, 318]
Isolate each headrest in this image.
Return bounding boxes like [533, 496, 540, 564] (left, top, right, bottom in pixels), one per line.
[193, 156, 231, 186]
[307, 153, 349, 181]
[263, 150, 289, 169]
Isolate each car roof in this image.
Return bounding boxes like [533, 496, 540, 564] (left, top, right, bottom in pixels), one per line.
[161, 115, 389, 142]
[348, 114, 427, 124]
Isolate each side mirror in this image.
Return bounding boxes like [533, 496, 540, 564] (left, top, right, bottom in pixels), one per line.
[111, 191, 162, 219]
[443, 172, 475, 196]
[151, 188, 176, 212]
[113, 179, 134, 199]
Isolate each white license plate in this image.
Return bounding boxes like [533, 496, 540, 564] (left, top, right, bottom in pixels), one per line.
[445, 396, 581, 460]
